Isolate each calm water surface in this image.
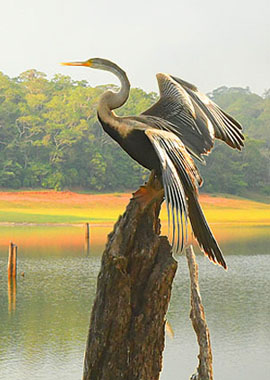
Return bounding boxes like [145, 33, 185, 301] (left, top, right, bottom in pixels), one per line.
[0, 225, 269, 380]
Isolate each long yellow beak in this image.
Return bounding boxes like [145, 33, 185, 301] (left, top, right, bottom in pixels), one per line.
[61, 60, 92, 67]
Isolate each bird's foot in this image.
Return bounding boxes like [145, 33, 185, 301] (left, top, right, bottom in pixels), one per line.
[132, 170, 164, 209]
[132, 183, 164, 209]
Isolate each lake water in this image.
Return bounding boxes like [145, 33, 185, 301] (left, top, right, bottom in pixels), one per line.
[0, 224, 269, 380]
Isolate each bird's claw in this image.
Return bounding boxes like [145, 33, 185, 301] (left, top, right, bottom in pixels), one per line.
[132, 185, 164, 209]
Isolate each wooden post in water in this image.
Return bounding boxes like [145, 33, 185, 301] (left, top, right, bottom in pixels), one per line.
[85, 222, 90, 241]
[12, 244, 17, 278]
[7, 242, 17, 312]
[7, 242, 17, 279]
[85, 223, 90, 255]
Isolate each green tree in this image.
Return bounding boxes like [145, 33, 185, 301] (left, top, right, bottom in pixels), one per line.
[0, 69, 268, 196]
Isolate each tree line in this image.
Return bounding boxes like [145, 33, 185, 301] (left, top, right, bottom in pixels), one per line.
[0, 69, 269, 197]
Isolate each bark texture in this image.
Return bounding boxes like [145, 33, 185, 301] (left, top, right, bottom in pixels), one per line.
[83, 179, 177, 380]
[186, 245, 213, 380]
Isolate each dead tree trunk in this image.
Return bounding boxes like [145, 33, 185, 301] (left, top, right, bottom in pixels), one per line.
[83, 178, 177, 380]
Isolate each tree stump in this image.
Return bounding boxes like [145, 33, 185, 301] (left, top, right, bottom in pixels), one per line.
[83, 178, 177, 380]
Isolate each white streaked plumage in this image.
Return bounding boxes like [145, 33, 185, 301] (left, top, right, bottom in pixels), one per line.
[145, 129, 201, 253]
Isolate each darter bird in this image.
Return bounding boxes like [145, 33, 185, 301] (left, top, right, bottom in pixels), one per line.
[62, 58, 244, 269]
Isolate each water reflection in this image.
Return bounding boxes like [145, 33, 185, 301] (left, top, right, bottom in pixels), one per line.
[0, 224, 269, 380]
[7, 277, 16, 313]
[162, 254, 270, 380]
[0, 223, 269, 256]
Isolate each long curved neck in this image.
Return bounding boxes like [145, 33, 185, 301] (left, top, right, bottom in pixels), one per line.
[97, 63, 130, 122]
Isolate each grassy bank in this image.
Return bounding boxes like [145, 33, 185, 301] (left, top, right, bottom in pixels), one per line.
[0, 190, 269, 226]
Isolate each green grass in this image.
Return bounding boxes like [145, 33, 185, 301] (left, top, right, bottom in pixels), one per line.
[0, 209, 116, 224]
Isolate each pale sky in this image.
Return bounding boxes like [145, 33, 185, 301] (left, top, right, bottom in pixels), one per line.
[1, 0, 269, 95]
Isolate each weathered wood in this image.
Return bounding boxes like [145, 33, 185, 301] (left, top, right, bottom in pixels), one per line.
[186, 245, 213, 380]
[83, 178, 177, 380]
[85, 223, 90, 255]
[7, 242, 17, 279]
[8, 242, 17, 312]
[85, 223, 90, 240]
[12, 244, 17, 278]
[7, 242, 14, 279]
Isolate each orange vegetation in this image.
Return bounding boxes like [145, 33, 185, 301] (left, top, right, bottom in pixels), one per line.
[0, 190, 130, 206]
[0, 190, 266, 210]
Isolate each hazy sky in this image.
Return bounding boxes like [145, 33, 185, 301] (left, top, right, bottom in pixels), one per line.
[1, 0, 269, 95]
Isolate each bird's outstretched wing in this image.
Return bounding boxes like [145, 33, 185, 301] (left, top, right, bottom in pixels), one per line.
[145, 128, 227, 269]
[171, 75, 244, 150]
[142, 73, 244, 160]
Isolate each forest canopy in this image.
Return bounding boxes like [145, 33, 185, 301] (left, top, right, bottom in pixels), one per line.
[0, 69, 269, 197]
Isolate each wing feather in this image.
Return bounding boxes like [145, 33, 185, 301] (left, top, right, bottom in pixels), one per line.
[145, 129, 201, 253]
[171, 75, 244, 150]
[144, 128, 227, 268]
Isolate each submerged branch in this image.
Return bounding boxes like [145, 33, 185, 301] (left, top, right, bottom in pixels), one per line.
[186, 245, 213, 380]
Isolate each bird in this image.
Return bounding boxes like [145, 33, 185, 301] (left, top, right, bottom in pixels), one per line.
[62, 58, 244, 269]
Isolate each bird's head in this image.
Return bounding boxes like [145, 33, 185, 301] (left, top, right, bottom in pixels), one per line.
[61, 57, 130, 104]
[61, 58, 121, 73]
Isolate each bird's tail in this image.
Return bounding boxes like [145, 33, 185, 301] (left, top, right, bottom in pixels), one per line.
[186, 189, 227, 269]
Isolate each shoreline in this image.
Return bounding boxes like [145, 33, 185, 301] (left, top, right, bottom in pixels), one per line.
[0, 221, 269, 227]
[0, 191, 268, 226]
